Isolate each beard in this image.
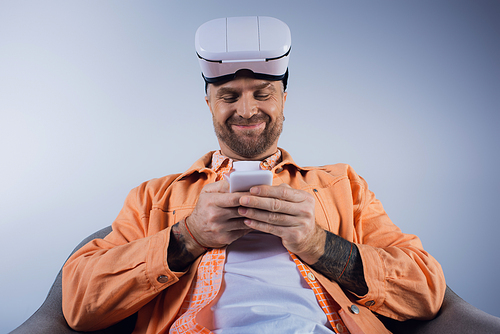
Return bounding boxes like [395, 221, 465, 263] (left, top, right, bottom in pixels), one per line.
[213, 112, 284, 159]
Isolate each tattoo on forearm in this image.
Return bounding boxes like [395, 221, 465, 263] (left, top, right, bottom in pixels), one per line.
[310, 231, 368, 296]
[167, 222, 197, 272]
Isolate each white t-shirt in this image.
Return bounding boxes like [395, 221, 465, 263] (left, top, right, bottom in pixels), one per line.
[210, 231, 334, 334]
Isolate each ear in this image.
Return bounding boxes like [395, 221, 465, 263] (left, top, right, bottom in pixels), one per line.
[205, 95, 212, 114]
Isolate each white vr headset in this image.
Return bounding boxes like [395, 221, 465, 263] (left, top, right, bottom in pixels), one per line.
[195, 16, 291, 89]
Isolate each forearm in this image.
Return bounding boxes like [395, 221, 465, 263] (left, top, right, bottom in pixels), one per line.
[356, 242, 446, 320]
[167, 219, 206, 271]
[310, 230, 368, 296]
[62, 229, 174, 331]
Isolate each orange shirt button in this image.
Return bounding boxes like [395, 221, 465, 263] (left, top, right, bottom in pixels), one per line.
[157, 275, 169, 283]
[365, 300, 375, 307]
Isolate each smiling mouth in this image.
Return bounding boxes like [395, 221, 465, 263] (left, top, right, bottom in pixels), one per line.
[231, 122, 265, 131]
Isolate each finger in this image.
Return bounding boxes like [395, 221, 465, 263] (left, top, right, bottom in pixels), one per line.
[238, 206, 294, 226]
[219, 178, 230, 193]
[249, 184, 308, 203]
[212, 207, 243, 221]
[243, 219, 285, 236]
[239, 195, 298, 217]
[213, 228, 253, 247]
[202, 178, 231, 194]
[206, 192, 245, 209]
[215, 218, 253, 232]
[197, 219, 253, 248]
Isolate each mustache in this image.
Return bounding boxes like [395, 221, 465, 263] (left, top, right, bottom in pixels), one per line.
[226, 113, 270, 126]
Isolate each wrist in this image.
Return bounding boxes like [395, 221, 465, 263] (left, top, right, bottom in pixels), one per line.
[181, 217, 210, 255]
[167, 221, 202, 272]
[297, 227, 326, 265]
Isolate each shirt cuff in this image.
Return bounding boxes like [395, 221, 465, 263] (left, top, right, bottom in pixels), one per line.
[353, 243, 386, 312]
[146, 226, 186, 291]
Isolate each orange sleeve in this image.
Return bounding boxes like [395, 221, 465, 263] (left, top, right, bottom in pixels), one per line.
[62, 184, 184, 331]
[349, 171, 446, 321]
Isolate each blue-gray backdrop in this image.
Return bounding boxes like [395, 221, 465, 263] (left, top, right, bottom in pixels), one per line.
[1, 1, 499, 331]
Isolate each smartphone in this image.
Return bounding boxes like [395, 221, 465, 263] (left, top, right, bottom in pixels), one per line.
[228, 170, 273, 193]
[227, 161, 273, 193]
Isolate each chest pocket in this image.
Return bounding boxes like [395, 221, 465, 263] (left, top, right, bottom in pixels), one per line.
[308, 182, 355, 239]
[147, 207, 195, 236]
[310, 188, 340, 234]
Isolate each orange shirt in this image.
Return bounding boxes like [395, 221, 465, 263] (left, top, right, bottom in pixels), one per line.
[62, 148, 445, 334]
[170, 150, 349, 333]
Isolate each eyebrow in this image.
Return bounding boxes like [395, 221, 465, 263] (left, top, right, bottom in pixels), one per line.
[215, 82, 276, 98]
[254, 82, 276, 92]
[215, 87, 238, 98]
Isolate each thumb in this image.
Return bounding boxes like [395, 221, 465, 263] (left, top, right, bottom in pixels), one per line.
[219, 177, 230, 193]
[202, 177, 230, 194]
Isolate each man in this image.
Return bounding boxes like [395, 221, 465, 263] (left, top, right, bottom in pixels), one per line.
[62, 16, 445, 333]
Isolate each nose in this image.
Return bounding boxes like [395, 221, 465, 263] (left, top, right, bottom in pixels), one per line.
[236, 93, 258, 119]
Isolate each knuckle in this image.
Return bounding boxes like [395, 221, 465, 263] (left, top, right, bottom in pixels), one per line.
[247, 196, 256, 206]
[304, 194, 315, 207]
[271, 198, 282, 212]
[280, 187, 289, 199]
[300, 206, 314, 218]
[264, 223, 276, 234]
[306, 191, 315, 201]
[269, 212, 281, 223]
[206, 210, 218, 223]
[291, 229, 301, 241]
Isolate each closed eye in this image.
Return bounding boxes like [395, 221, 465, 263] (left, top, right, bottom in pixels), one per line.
[254, 93, 270, 100]
[220, 94, 239, 103]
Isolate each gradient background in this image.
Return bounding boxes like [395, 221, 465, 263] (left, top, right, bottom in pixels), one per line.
[1, 1, 499, 331]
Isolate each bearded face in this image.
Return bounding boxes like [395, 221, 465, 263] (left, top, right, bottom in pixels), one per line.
[206, 76, 287, 160]
[212, 111, 284, 159]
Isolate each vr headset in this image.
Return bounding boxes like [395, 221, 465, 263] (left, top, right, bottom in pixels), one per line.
[195, 16, 291, 90]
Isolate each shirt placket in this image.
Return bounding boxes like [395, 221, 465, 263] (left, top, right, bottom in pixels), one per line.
[289, 252, 351, 334]
[169, 248, 227, 334]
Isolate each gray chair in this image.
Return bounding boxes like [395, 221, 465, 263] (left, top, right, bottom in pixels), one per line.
[11, 226, 500, 334]
[10, 226, 136, 334]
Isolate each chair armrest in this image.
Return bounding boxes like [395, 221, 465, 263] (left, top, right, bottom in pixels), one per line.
[381, 286, 500, 334]
[10, 226, 137, 334]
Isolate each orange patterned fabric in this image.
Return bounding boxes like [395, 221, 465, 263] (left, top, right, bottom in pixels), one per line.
[290, 253, 350, 334]
[170, 151, 350, 334]
[169, 248, 226, 334]
[211, 150, 282, 180]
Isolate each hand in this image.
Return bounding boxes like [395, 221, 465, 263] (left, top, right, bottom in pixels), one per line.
[183, 179, 253, 252]
[238, 183, 326, 264]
